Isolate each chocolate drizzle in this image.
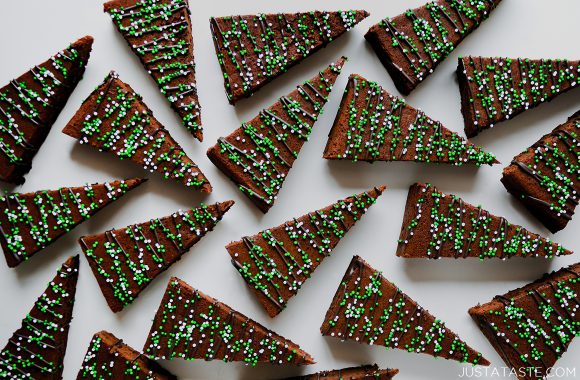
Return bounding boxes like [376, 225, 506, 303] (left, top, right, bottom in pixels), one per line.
[0, 256, 79, 379]
[504, 118, 579, 231]
[143, 277, 315, 366]
[63, 72, 211, 192]
[324, 74, 497, 166]
[105, 0, 202, 140]
[365, 0, 500, 94]
[321, 255, 488, 365]
[458, 56, 580, 136]
[207, 58, 345, 213]
[210, 11, 367, 103]
[0, 178, 145, 268]
[397, 183, 570, 260]
[80, 201, 233, 312]
[77, 331, 176, 379]
[0, 37, 92, 184]
[470, 264, 580, 379]
[227, 187, 384, 317]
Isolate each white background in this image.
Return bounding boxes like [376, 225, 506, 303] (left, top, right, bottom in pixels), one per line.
[0, 1, 579, 379]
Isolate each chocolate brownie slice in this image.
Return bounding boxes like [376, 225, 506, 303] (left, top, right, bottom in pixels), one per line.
[77, 331, 176, 380]
[458, 56, 580, 137]
[104, 0, 203, 141]
[0, 36, 93, 185]
[323, 74, 498, 166]
[210, 12, 368, 104]
[81, 200, 234, 312]
[501, 111, 579, 233]
[321, 255, 489, 366]
[227, 186, 385, 318]
[365, 0, 502, 95]
[207, 57, 346, 213]
[397, 183, 571, 260]
[469, 263, 580, 380]
[0, 256, 79, 379]
[0, 178, 145, 268]
[280, 364, 399, 380]
[62, 72, 211, 192]
[143, 277, 315, 366]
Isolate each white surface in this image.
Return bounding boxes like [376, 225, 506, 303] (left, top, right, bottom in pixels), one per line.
[0, 1, 579, 379]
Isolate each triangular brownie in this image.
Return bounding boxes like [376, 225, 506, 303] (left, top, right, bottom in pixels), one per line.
[280, 364, 399, 379]
[0, 178, 145, 268]
[62, 72, 211, 192]
[397, 183, 572, 260]
[458, 56, 580, 137]
[321, 255, 489, 366]
[104, 0, 203, 141]
[143, 277, 315, 366]
[80, 200, 234, 312]
[207, 57, 346, 213]
[324, 74, 497, 166]
[365, 0, 502, 95]
[0, 256, 79, 379]
[0, 36, 93, 185]
[469, 263, 580, 380]
[210, 11, 368, 104]
[501, 111, 580, 233]
[78, 331, 176, 379]
[227, 186, 385, 317]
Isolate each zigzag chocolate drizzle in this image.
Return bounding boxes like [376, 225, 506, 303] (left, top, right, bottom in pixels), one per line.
[105, 0, 202, 138]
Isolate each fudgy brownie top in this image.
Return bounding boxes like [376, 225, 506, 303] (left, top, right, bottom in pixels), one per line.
[227, 186, 384, 317]
[210, 11, 368, 103]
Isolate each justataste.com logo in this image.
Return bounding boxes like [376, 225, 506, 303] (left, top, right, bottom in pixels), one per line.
[459, 366, 577, 378]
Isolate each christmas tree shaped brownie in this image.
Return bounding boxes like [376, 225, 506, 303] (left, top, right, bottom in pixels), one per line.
[0, 36, 93, 185]
[62, 72, 211, 192]
[143, 277, 315, 366]
[501, 111, 580, 233]
[458, 56, 580, 137]
[365, 0, 502, 95]
[207, 57, 346, 213]
[210, 11, 367, 104]
[104, 0, 203, 141]
[469, 263, 580, 380]
[321, 255, 489, 366]
[281, 364, 399, 380]
[227, 186, 385, 318]
[397, 183, 572, 260]
[0, 178, 145, 268]
[0, 256, 79, 379]
[78, 331, 176, 379]
[324, 74, 497, 166]
[81, 200, 234, 312]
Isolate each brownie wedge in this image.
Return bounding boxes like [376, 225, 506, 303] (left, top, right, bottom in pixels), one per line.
[104, 0, 203, 140]
[0, 256, 79, 379]
[458, 56, 580, 137]
[397, 183, 571, 260]
[469, 263, 580, 380]
[365, 0, 502, 95]
[0, 36, 93, 184]
[0, 178, 145, 267]
[210, 11, 368, 104]
[143, 277, 315, 366]
[81, 201, 234, 312]
[207, 57, 346, 213]
[502, 111, 579, 233]
[227, 186, 384, 317]
[321, 255, 489, 366]
[323, 74, 497, 166]
[63, 71, 211, 192]
[77, 331, 176, 379]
